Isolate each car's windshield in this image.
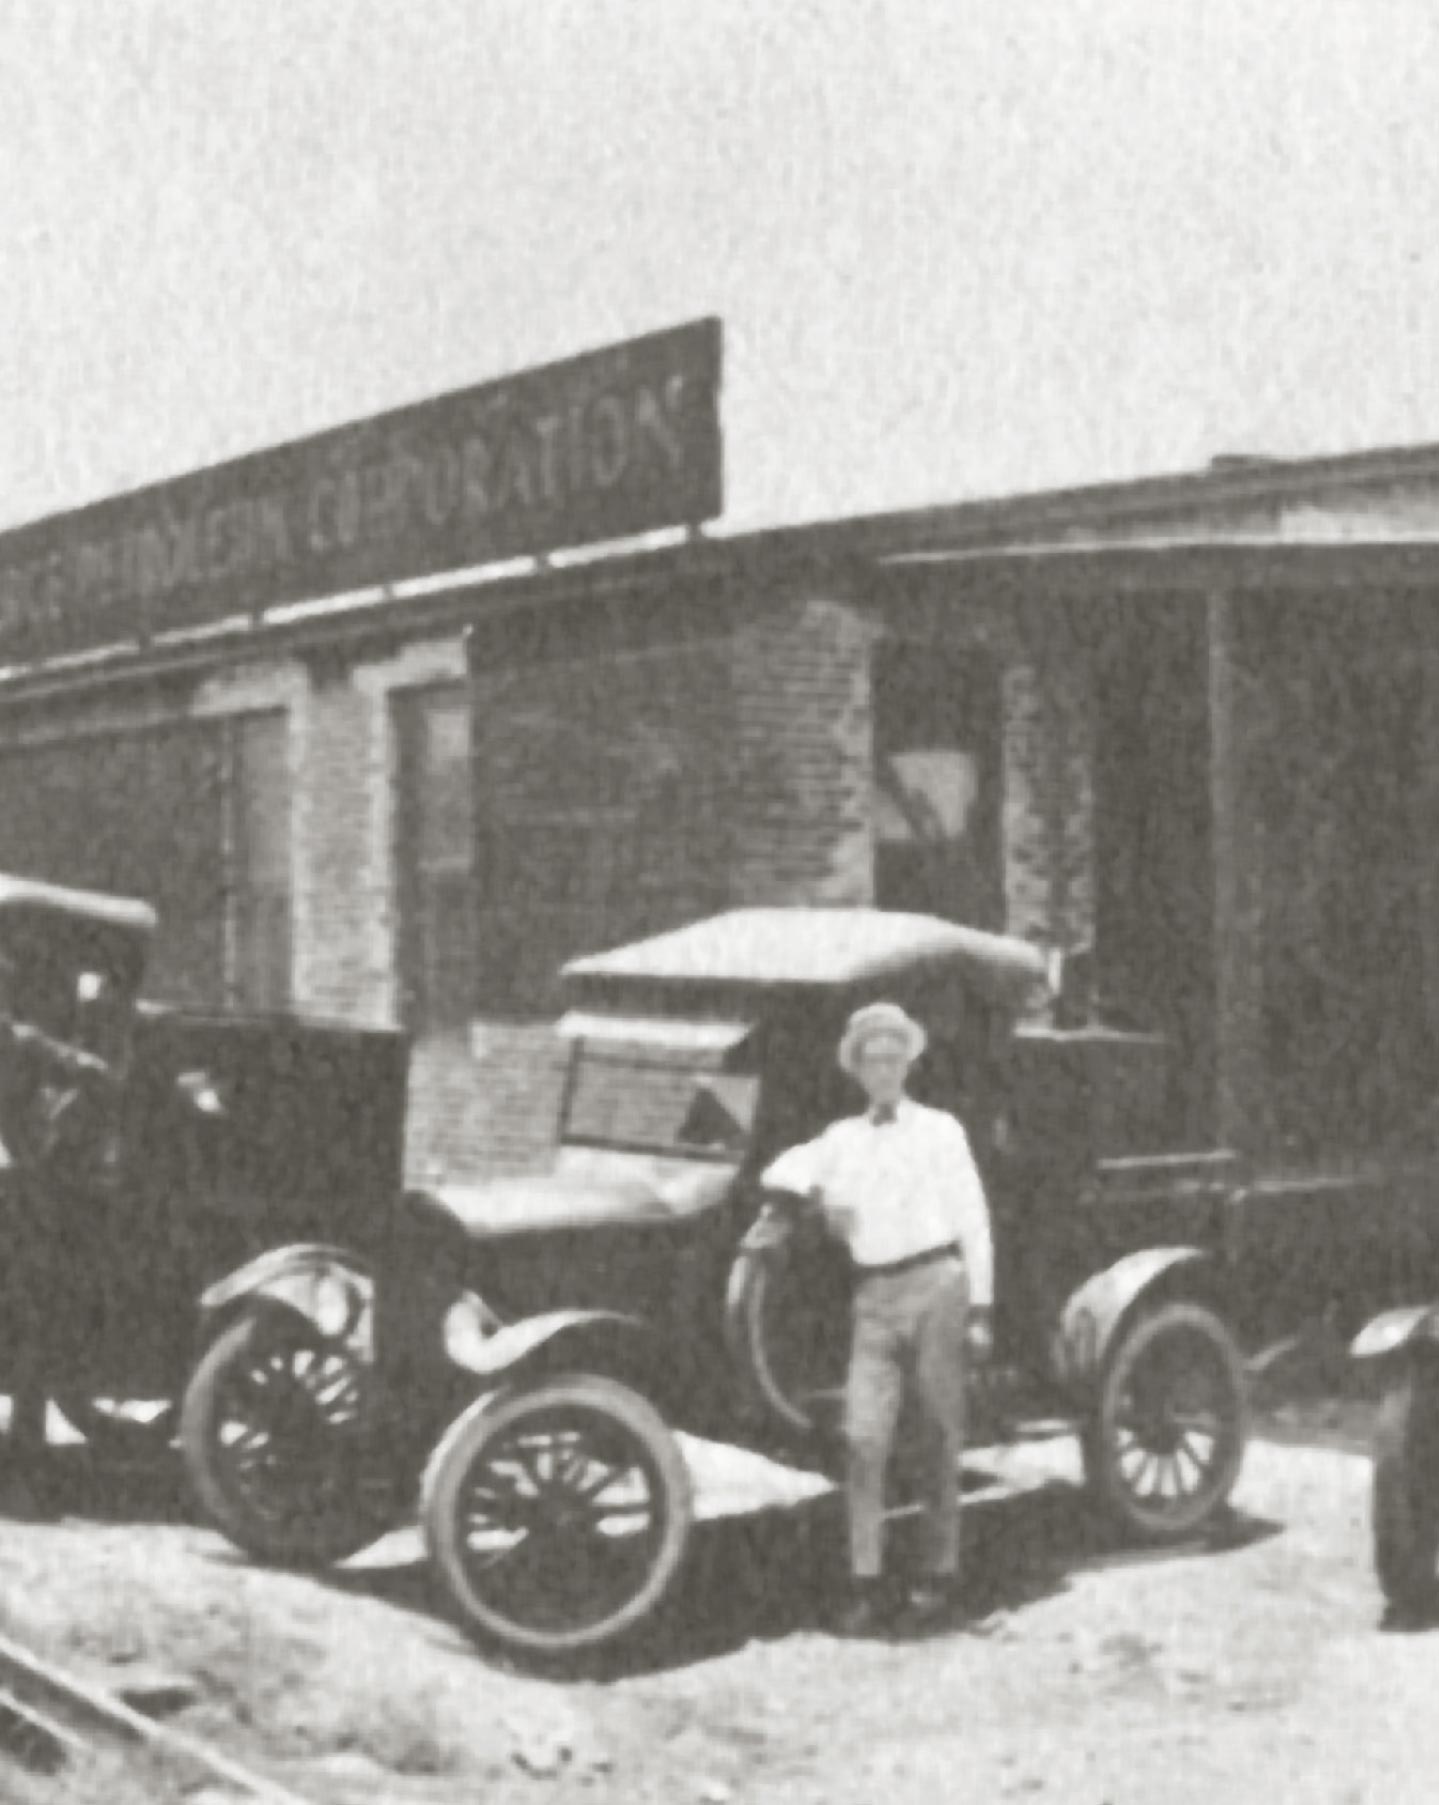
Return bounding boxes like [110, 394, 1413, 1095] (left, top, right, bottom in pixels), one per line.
[562, 1046, 760, 1161]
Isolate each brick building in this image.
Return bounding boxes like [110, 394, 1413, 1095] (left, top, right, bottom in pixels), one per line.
[6, 333, 1439, 1182]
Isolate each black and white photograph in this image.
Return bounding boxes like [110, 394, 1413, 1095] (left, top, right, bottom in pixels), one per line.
[2, 3, 1439, 1799]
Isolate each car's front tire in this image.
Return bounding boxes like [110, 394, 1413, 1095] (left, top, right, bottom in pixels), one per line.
[1373, 1362, 1439, 1618]
[421, 1371, 693, 1664]
[1084, 1299, 1248, 1543]
[180, 1309, 398, 1567]
[724, 1224, 852, 1444]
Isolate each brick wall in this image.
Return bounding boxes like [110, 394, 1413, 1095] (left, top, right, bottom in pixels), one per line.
[292, 674, 390, 1020]
[209, 634, 580, 1185]
[728, 595, 877, 906]
[0, 573, 1101, 1188]
[408, 1026, 570, 1184]
[453, 582, 1095, 1174]
[1001, 652, 1094, 957]
[470, 625, 737, 1007]
[1002, 661, 1051, 944]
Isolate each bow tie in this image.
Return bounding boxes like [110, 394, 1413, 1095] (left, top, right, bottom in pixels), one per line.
[870, 1105, 899, 1127]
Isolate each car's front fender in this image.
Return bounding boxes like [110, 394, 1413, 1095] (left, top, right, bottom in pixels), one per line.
[199, 1244, 374, 1342]
[1052, 1246, 1219, 1395]
[443, 1304, 661, 1394]
[1351, 1304, 1439, 1363]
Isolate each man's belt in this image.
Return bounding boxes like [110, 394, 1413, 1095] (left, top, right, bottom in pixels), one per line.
[855, 1242, 962, 1280]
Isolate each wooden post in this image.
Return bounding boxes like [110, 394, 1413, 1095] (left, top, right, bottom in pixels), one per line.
[1207, 588, 1265, 1158]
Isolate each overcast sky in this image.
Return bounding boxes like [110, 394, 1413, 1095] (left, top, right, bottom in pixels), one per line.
[5, 0, 1439, 536]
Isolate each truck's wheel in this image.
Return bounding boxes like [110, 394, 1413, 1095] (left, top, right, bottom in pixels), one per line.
[180, 1310, 397, 1568]
[422, 1371, 693, 1664]
[724, 1229, 851, 1442]
[1084, 1299, 1248, 1543]
[1373, 1363, 1439, 1618]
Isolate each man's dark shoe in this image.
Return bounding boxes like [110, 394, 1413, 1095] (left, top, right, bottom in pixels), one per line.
[895, 1580, 961, 1635]
[831, 1585, 887, 1637]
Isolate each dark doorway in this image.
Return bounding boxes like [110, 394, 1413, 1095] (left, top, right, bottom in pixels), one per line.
[0, 717, 287, 1009]
[1091, 596, 1216, 1143]
[1246, 598, 1439, 1161]
[872, 639, 1003, 930]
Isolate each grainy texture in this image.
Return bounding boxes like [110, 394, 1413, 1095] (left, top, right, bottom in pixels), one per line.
[0, 1411, 1419, 1805]
[0, 591, 1096, 1182]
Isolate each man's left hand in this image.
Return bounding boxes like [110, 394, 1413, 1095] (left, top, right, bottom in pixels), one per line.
[966, 1307, 994, 1361]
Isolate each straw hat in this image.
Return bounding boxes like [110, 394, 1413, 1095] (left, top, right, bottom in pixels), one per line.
[837, 1001, 928, 1075]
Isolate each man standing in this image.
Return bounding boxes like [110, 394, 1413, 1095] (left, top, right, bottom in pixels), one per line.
[762, 1000, 993, 1634]
[0, 952, 113, 1517]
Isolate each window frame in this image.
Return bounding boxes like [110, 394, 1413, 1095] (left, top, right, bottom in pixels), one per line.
[392, 681, 476, 1035]
[222, 708, 294, 1012]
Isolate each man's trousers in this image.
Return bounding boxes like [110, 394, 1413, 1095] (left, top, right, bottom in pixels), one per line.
[844, 1253, 968, 1581]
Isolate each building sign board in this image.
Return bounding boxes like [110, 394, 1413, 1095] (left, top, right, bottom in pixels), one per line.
[0, 317, 723, 663]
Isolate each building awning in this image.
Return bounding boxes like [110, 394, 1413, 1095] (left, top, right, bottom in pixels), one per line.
[875, 535, 1439, 593]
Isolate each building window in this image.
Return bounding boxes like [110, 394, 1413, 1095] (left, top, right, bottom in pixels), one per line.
[471, 638, 731, 1019]
[394, 684, 474, 1033]
[226, 711, 293, 1010]
[478, 806, 639, 1017]
[0, 713, 291, 1011]
[872, 639, 1003, 929]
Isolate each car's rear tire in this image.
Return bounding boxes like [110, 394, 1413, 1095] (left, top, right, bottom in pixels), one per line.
[1084, 1299, 1248, 1543]
[180, 1310, 397, 1568]
[1373, 1362, 1439, 1618]
[422, 1371, 693, 1664]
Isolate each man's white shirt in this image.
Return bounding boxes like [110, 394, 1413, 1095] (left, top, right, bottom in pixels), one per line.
[761, 1097, 994, 1306]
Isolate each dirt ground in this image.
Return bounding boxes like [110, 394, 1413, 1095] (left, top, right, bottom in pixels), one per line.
[0, 1396, 1431, 1805]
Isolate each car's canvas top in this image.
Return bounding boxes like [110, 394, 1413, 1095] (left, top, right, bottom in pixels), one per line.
[563, 908, 1049, 1005]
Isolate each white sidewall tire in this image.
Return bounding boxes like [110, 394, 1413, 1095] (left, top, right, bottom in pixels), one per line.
[725, 1247, 815, 1438]
[421, 1370, 694, 1661]
[1086, 1299, 1248, 1544]
[180, 1311, 390, 1568]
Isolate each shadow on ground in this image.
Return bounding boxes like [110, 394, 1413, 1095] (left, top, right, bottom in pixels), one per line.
[6, 1440, 1282, 1679]
[309, 1470, 1281, 1681]
[1248, 1328, 1380, 1457]
[0, 1443, 192, 1526]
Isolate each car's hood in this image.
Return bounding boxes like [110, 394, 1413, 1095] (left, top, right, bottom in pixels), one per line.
[427, 1151, 738, 1240]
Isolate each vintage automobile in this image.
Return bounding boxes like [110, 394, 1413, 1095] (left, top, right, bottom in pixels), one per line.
[181, 906, 1251, 1662]
[0, 872, 411, 1457]
[1351, 1303, 1439, 1616]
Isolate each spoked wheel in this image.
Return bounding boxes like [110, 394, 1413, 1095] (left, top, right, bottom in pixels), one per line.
[180, 1310, 398, 1567]
[422, 1372, 693, 1664]
[53, 1393, 178, 1460]
[1372, 1362, 1439, 1618]
[725, 1225, 852, 1443]
[1084, 1300, 1248, 1543]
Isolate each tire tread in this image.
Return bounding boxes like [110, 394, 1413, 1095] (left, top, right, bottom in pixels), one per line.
[420, 1370, 693, 1662]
